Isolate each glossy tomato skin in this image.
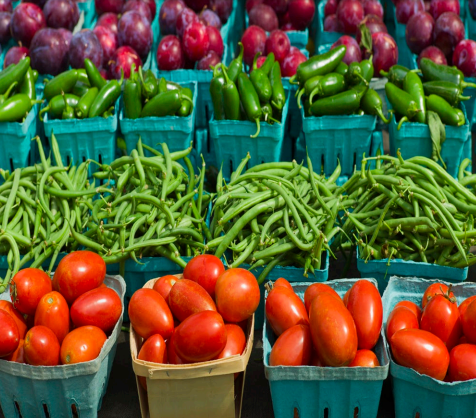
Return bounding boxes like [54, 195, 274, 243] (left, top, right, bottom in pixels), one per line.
[0, 300, 27, 339]
[304, 283, 341, 313]
[24, 325, 60, 366]
[168, 279, 216, 322]
[448, 344, 476, 382]
[138, 334, 168, 390]
[395, 300, 422, 323]
[167, 330, 185, 365]
[174, 311, 227, 362]
[10, 268, 52, 315]
[53, 251, 106, 304]
[152, 275, 178, 302]
[309, 293, 358, 367]
[390, 328, 450, 380]
[128, 289, 174, 340]
[266, 287, 309, 336]
[0, 310, 20, 357]
[182, 254, 225, 299]
[34, 291, 70, 344]
[269, 324, 312, 366]
[60, 326, 107, 364]
[274, 278, 293, 291]
[70, 287, 122, 333]
[5, 339, 25, 363]
[422, 283, 453, 308]
[421, 294, 461, 350]
[386, 306, 419, 340]
[215, 268, 260, 323]
[346, 280, 383, 350]
[349, 349, 380, 367]
[217, 324, 246, 359]
[459, 295, 476, 318]
[461, 299, 476, 344]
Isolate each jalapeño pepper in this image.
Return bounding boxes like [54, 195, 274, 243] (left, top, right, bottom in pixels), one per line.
[250, 53, 272, 103]
[39, 94, 79, 121]
[61, 91, 75, 119]
[44, 69, 78, 101]
[140, 90, 193, 117]
[385, 82, 420, 130]
[102, 106, 114, 118]
[158, 77, 167, 94]
[426, 94, 464, 126]
[124, 66, 142, 119]
[380, 65, 414, 88]
[309, 72, 345, 104]
[335, 61, 348, 77]
[19, 68, 35, 101]
[296, 75, 323, 108]
[270, 61, 285, 111]
[210, 65, 226, 120]
[0, 94, 42, 122]
[72, 82, 90, 97]
[76, 86, 98, 118]
[0, 57, 30, 95]
[177, 87, 193, 117]
[221, 65, 240, 120]
[77, 69, 91, 86]
[360, 88, 390, 123]
[310, 86, 366, 116]
[403, 71, 426, 124]
[420, 58, 476, 89]
[359, 56, 374, 84]
[140, 68, 159, 99]
[85, 58, 107, 90]
[227, 42, 244, 82]
[32, 70, 39, 83]
[346, 62, 368, 86]
[237, 72, 262, 138]
[89, 70, 123, 118]
[0, 82, 17, 106]
[260, 53, 275, 75]
[422, 81, 470, 106]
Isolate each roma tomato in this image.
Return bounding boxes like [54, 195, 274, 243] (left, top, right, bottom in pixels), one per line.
[390, 329, 450, 380]
[0, 310, 20, 357]
[138, 334, 168, 390]
[53, 251, 106, 304]
[349, 349, 380, 367]
[461, 299, 476, 344]
[167, 330, 185, 365]
[182, 254, 225, 299]
[168, 279, 216, 322]
[386, 306, 419, 340]
[0, 300, 27, 339]
[343, 288, 351, 307]
[128, 289, 174, 340]
[152, 275, 178, 302]
[70, 287, 122, 333]
[266, 287, 308, 336]
[217, 324, 246, 359]
[395, 300, 422, 323]
[5, 339, 25, 363]
[274, 278, 293, 291]
[34, 291, 70, 344]
[174, 311, 227, 362]
[310, 349, 325, 367]
[346, 280, 383, 350]
[61, 326, 107, 364]
[24, 325, 60, 366]
[422, 283, 453, 309]
[215, 268, 260, 323]
[421, 293, 461, 350]
[448, 344, 476, 382]
[304, 283, 341, 313]
[10, 268, 52, 315]
[309, 293, 357, 367]
[269, 324, 312, 366]
[459, 295, 476, 318]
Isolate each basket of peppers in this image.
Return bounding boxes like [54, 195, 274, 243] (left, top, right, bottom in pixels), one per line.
[120, 65, 196, 157]
[384, 60, 471, 178]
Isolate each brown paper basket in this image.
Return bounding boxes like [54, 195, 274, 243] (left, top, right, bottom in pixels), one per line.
[130, 275, 255, 418]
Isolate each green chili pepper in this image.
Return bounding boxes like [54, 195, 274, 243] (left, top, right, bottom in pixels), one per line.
[32, 70, 38, 83]
[85, 58, 107, 90]
[259, 52, 275, 75]
[102, 106, 114, 118]
[77, 69, 91, 87]
[420, 58, 476, 89]
[0, 81, 18, 106]
[260, 102, 279, 123]
[309, 72, 346, 104]
[237, 72, 262, 137]
[346, 62, 368, 86]
[250, 53, 272, 103]
[403, 71, 426, 124]
[270, 61, 285, 111]
[177, 87, 193, 117]
[222, 65, 240, 120]
[290, 45, 345, 85]
[140, 90, 193, 117]
[380, 65, 414, 88]
[359, 56, 374, 84]
[72, 82, 90, 97]
[385, 82, 420, 129]
[165, 80, 181, 91]
[335, 61, 348, 77]
[61, 91, 75, 119]
[139, 67, 159, 99]
[44, 69, 78, 101]
[360, 88, 390, 123]
[422, 81, 470, 106]
[0, 57, 30, 95]
[228, 42, 244, 82]
[76, 86, 98, 118]
[454, 108, 465, 125]
[19, 68, 36, 101]
[426, 94, 464, 126]
[310, 87, 366, 116]
[39, 94, 79, 121]
[210, 65, 226, 120]
[355, 109, 365, 116]
[0, 93, 41, 122]
[124, 66, 142, 120]
[296, 75, 323, 108]
[158, 77, 167, 93]
[89, 70, 123, 118]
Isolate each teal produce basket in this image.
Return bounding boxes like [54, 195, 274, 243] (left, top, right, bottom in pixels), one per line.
[209, 89, 290, 180]
[264, 279, 389, 418]
[382, 276, 476, 418]
[357, 247, 469, 294]
[78, 0, 96, 30]
[0, 274, 125, 418]
[194, 127, 216, 168]
[315, 0, 342, 48]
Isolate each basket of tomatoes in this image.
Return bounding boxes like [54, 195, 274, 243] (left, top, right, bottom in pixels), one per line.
[263, 278, 389, 418]
[0, 251, 125, 418]
[383, 276, 476, 418]
[129, 255, 258, 418]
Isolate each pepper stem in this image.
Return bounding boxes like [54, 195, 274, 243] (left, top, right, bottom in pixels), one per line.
[2, 81, 18, 101]
[236, 42, 244, 63]
[296, 88, 305, 109]
[250, 118, 261, 138]
[309, 86, 321, 104]
[462, 81, 476, 89]
[460, 95, 471, 101]
[288, 75, 298, 85]
[379, 70, 389, 77]
[397, 116, 409, 131]
[252, 52, 261, 71]
[355, 72, 369, 85]
[375, 107, 390, 124]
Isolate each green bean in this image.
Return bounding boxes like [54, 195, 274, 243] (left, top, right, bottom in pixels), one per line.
[1, 169, 20, 231]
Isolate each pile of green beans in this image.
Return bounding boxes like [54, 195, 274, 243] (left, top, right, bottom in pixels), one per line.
[209, 154, 345, 284]
[335, 152, 476, 268]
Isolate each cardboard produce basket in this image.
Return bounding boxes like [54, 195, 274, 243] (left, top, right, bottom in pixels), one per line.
[130, 275, 255, 418]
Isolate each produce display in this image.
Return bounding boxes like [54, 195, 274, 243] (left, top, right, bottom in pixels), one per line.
[324, 0, 384, 34]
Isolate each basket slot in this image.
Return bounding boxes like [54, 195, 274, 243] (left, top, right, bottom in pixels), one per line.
[14, 401, 21, 418]
[323, 408, 329, 418]
[42, 403, 49, 418]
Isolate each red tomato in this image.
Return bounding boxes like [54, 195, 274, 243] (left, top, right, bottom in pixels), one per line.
[269, 324, 312, 366]
[34, 291, 70, 344]
[309, 293, 357, 367]
[0, 300, 27, 339]
[215, 268, 260, 323]
[461, 299, 476, 344]
[395, 300, 422, 323]
[217, 324, 246, 359]
[310, 348, 325, 366]
[138, 334, 168, 390]
[53, 251, 106, 304]
[5, 339, 25, 363]
[349, 349, 380, 367]
[168, 279, 216, 322]
[386, 306, 419, 340]
[128, 289, 174, 340]
[0, 310, 20, 357]
[174, 311, 227, 362]
[266, 287, 309, 336]
[10, 268, 52, 315]
[421, 293, 461, 351]
[343, 288, 351, 307]
[24, 325, 60, 366]
[422, 283, 453, 309]
[390, 329, 450, 380]
[60, 326, 107, 364]
[274, 278, 293, 291]
[152, 275, 178, 302]
[304, 283, 341, 313]
[182, 254, 225, 299]
[460, 335, 469, 345]
[459, 295, 476, 318]
[70, 287, 122, 333]
[448, 344, 476, 382]
[346, 280, 383, 350]
[167, 330, 185, 365]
